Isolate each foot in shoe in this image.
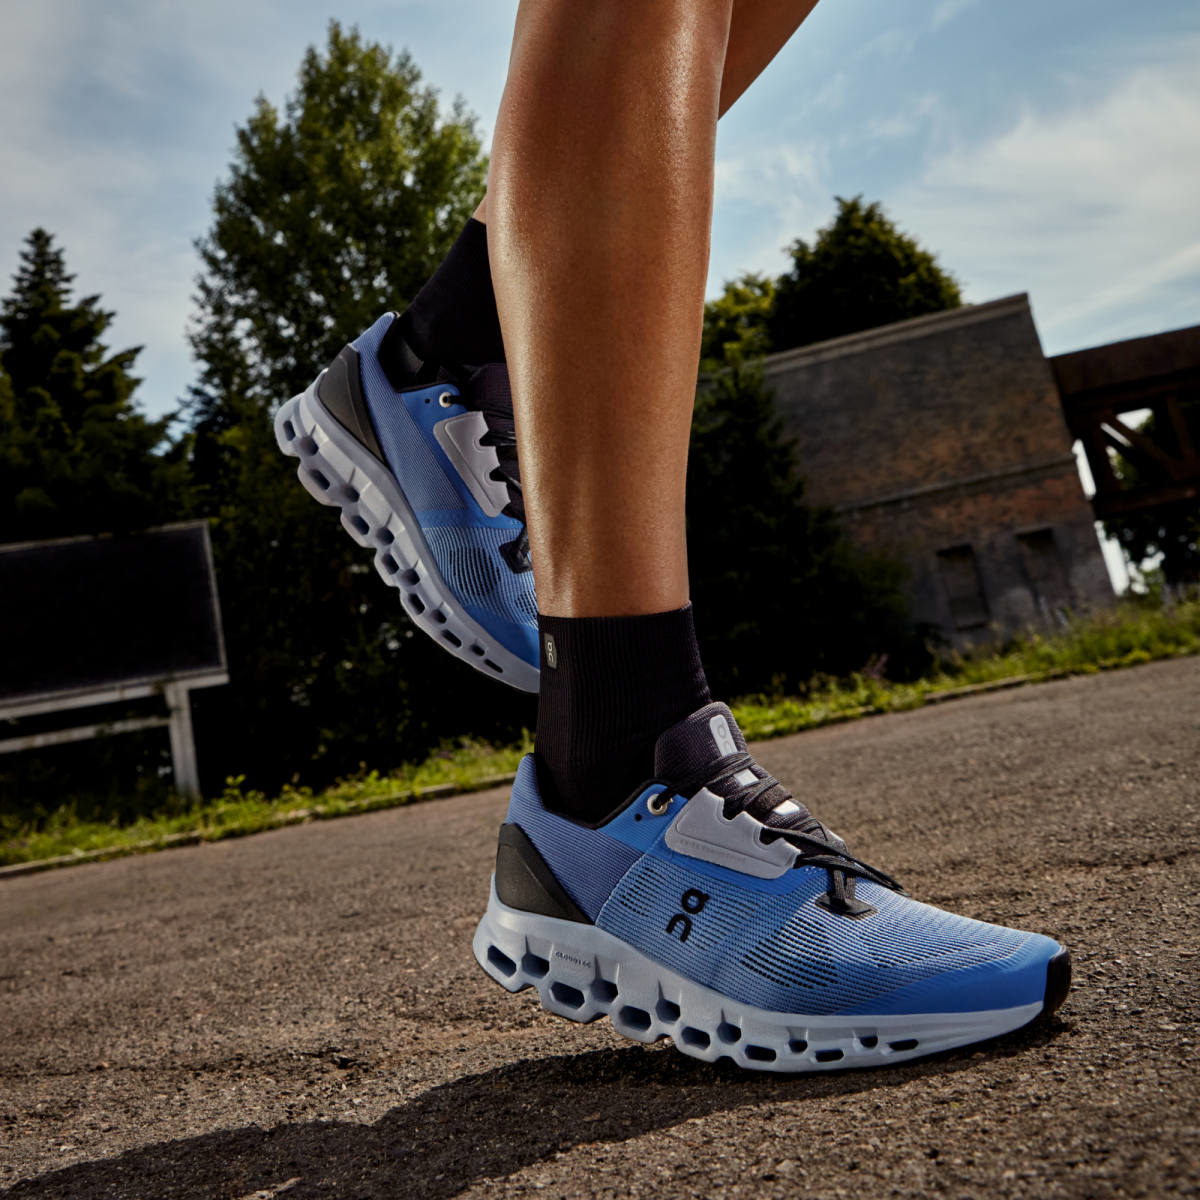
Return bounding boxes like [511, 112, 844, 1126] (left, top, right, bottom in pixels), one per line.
[474, 701, 1071, 1071]
[274, 312, 539, 692]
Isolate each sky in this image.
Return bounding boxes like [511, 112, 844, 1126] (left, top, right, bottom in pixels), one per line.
[2, 0, 1198, 438]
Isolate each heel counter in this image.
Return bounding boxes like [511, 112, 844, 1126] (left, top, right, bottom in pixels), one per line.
[503, 754, 541, 824]
[495, 823, 590, 924]
[317, 343, 386, 462]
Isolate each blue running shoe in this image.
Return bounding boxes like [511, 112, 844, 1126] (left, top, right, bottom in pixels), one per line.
[474, 701, 1071, 1071]
[275, 313, 539, 691]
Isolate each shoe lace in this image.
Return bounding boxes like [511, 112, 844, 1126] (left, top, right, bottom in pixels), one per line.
[378, 323, 532, 574]
[475, 396, 530, 574]
[669, 751, 906, 906]
[457, 365, 530, 574]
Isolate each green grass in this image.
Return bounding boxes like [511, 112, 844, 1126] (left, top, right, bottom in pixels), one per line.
[733, 596, 1200, 739]
[0, 736, 532, 870]
[3, 598, 1198, 871]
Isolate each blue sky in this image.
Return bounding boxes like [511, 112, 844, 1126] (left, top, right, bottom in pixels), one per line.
[2, 0, 1198, 423]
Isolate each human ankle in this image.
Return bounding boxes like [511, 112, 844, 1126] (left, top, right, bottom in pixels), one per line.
[534, 605, 710, 822]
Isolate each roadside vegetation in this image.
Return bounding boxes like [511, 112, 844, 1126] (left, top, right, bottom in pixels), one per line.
[4, 596, 1196, 870]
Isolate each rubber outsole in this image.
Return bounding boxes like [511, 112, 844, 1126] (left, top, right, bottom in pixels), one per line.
[473, 882, 1061, 1074]
[274, 378, 539, 693]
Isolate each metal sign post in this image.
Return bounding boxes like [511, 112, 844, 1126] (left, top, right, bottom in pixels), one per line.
[0, 522, 229, 797]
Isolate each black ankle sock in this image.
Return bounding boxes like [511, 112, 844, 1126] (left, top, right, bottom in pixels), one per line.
[397, 218, 505, 365]
[534, 605, 711, 823]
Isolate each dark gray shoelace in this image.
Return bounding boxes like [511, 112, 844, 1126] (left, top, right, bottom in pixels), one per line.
[477, 406, 529, 571]
[459, 365, 530, 574]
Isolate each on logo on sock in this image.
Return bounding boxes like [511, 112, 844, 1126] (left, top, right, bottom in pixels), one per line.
[543, 633, 558, 669]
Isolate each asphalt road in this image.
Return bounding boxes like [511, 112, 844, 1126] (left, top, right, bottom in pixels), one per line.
[2, 657, 1198, 1199]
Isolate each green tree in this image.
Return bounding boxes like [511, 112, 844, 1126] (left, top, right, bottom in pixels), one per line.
[687, 361, 928, 695]
[0, 228, 187, 543]
[699, 272, 775, 372]
[1104, 403, 1200, 587]
[185, 24, 525, 793]
[768, 195, 962, 353]
[190, 21, 485, 415]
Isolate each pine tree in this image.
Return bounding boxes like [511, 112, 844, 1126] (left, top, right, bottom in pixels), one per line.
[0, 229, 187, 543]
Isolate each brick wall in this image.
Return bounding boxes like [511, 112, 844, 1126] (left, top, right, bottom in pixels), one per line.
[763, 294, 1115, 646]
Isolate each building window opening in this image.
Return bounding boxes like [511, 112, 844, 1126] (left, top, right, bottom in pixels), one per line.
[1017, 527, 1072, 622]
[936, 545, 989, 630]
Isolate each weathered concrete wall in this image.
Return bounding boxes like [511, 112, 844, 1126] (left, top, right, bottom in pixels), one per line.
[763, 294, 1114, 646]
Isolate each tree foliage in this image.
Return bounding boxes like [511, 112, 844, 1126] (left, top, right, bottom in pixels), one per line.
[688, 361, 928, 694]
[1104, 403, 1200, 587]
[0, 229, 188, 544]
[770, 196, 962, 351]
[191, 22, 486, 413]
[703, 196, 962, 364]
[184, 24, 522, 792]
[699, 272, 775, 373]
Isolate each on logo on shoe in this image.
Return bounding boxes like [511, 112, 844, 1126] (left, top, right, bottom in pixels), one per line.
[666, 888, 710, 943]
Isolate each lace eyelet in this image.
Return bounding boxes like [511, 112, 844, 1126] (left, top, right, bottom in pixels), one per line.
[646, 791, 671, 817]
[438, 391, 455, 408]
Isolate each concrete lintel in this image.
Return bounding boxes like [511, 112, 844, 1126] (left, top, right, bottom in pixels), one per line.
[763, 294, 1033, 375]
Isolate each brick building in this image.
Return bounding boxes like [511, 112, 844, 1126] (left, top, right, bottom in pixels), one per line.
[764, 294, 1114, 646]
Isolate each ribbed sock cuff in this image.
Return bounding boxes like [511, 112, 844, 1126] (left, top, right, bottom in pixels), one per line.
[534, 605, 710, 822]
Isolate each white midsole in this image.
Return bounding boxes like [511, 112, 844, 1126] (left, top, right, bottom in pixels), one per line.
[473, 880, 1043, 1073]
[274, 378, 538, 693]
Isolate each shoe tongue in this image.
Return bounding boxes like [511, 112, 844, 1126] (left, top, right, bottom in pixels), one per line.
[463, 362, 513, 420]
[653, 702, 824, 837]
[653, 702, 747, 780]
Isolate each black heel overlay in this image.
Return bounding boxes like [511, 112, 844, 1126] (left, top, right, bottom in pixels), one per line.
[495, 824, 591, 924]
[317, 344, 386, 463]
[378, 314, 437, 389]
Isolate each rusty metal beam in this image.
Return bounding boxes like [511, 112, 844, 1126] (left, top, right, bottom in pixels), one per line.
[1090, 480, 1200, 519]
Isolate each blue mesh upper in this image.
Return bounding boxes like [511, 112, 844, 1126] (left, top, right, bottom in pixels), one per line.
[354, 317, 464, 514]
[504, 753, 1057, 1016]
[422, 522, 540, 661]
[349, 313, 537, 657]
[506, 757, 640, 921]
[596, 853, 1043, 1015]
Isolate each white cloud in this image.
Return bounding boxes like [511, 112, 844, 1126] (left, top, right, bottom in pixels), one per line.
[710, 142, 832, 288]
[864, 93, 940, 143]
[931, 0, 982, 32]
[892, 40, 1200, 352]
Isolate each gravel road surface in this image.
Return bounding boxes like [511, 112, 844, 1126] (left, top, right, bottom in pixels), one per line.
[2, 657, 1198, 1199]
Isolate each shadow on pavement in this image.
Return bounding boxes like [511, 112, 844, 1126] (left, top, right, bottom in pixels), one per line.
[5, 1019, 1068, 1200]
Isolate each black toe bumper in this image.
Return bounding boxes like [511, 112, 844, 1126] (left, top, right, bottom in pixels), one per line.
[1043, 946, 1072, 1017]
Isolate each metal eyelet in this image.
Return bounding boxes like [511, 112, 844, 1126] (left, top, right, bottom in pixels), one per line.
[646, 790, 671, 816]
[438, 391, 455, 408]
